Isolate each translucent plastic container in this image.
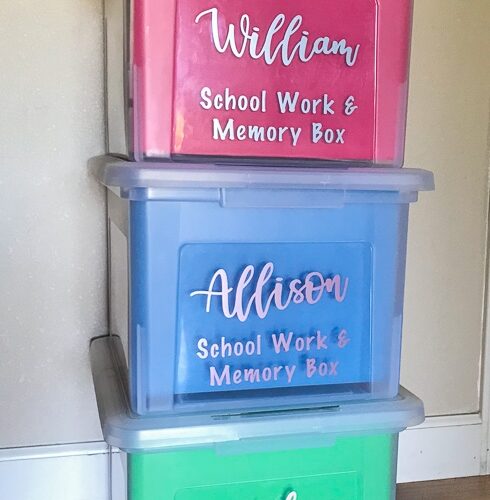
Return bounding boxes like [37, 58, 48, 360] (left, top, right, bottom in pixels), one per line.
[90, 335, 424, 500]
[92, 155, 434, 416]
[105, 0, 413, 166]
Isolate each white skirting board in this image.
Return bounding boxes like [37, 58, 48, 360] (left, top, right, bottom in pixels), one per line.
[0, 416, 486, 500]
[0, 443, 111, 500]
[397, 414, 483, 483]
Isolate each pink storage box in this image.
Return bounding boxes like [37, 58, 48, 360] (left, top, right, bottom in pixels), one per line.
[105, 0, 413, 166]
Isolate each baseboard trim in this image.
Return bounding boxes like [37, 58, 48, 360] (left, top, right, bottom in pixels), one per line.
[0, 443, 110, 500]
[0, 442, 109, 462]
[0, 413, 483, 497]
[411, 413, 482, 429]
[398, 413, 483, 483]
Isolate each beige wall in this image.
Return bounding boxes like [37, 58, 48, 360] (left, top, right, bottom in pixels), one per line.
[0, 0, 488, 451]
[0, 1, 106, 447]
[402, 0, 490, 415]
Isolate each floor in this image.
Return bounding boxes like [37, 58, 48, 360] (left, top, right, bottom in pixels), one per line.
[397, 476, 490, 499]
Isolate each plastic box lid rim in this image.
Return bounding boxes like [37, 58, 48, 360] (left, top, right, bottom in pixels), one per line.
[90, 156, 435, 193]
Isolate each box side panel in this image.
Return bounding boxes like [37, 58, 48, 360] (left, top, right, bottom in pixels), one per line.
[133, 0, 175, 159]
[374, 0, 413, 165]
[129, 201, 183, 413]
[370, 204, 409, 398]
[109, 221, 129, 361]
[108, 190, 130, 362]
[105, 0, 129, 156]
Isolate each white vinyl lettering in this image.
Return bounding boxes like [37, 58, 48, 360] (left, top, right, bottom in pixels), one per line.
[195, 9, 361, 67]
[213, 118, 302, 147]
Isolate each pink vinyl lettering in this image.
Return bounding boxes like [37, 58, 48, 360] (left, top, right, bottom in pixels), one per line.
[190, 262, 349, 322]
[209, 363, 298, 386]
[306, 358, 339, 378]
[271, 331, 328, 353]
[337, 329, 350, 348]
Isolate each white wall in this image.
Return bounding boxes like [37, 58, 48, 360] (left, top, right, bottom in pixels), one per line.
[401, 0, 490, 416]
[0, 0, 489, 497]
[0, 0, 106, 447]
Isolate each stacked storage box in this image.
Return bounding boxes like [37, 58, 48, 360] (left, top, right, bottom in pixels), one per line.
[91, 335, 424, 500]
[92, 0, 434, 498]
[91, 159, 432, 499]
[106, 0, 414, 165]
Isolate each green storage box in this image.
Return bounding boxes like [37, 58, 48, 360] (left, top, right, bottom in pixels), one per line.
[128, 434, 397, 500]
[91, 336, 423, 500]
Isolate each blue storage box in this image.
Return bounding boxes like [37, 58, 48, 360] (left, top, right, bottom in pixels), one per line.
[93, 156, 433, 416]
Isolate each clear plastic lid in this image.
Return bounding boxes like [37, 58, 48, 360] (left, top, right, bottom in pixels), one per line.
[91, 336, 425, 453]
[91, 156, 435, 201]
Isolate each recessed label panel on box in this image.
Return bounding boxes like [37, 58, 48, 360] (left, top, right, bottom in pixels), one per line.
[175, 243, 372, 401]
[175, 473, 359, 500]
[172, 0, 376, 159]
